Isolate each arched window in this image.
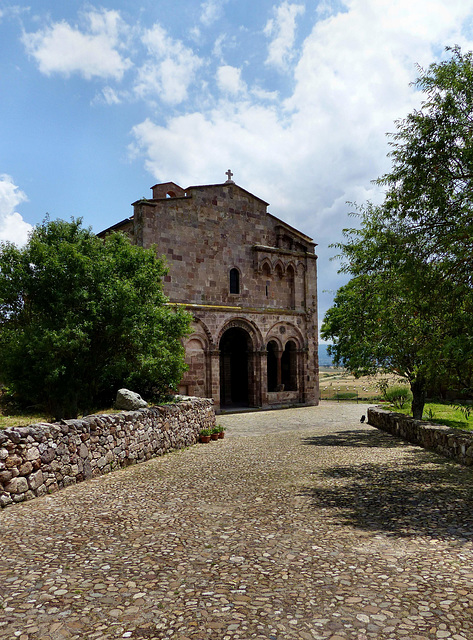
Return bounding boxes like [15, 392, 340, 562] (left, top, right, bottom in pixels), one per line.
[287, 265, 296, 310]
[230, 268, 240, 294]
[262, 262, 271, 298]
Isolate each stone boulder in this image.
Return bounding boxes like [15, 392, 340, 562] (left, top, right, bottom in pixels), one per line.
[115, 389, 148, 411]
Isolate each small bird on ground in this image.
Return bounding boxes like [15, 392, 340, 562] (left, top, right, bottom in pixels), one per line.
[360, 415, 366, 423]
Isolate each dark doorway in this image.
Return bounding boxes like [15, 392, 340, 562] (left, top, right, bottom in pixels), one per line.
[267, 340, 278, 392]
[281, 340, 297, 391]
[219, 327, 250, 407]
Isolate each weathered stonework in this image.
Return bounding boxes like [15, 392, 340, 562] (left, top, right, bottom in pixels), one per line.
[368, 406, 473, 466]
[0, 397, 215, 508]
[100, 177, 319, 412]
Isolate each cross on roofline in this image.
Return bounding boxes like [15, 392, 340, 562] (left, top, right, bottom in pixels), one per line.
[225, 169, 234, 183]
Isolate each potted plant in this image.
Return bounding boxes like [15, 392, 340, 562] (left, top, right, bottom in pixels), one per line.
[210, 426, 221, 440]
[199, 428, 211, 443]
[217, 425, 226, 439]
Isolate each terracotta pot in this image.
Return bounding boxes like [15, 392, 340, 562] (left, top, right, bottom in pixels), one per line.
[210, 433, 219, 440]
[200, 435, 211, 443]
[218, 432, 225, 439]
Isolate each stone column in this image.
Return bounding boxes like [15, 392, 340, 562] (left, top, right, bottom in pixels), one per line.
[209, 349, 221, 411]
[257, 349, 268, 407]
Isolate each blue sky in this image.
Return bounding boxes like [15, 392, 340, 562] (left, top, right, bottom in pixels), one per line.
[2, 0, 473, 333]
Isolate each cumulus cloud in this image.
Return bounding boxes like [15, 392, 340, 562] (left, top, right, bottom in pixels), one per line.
[200, 0, 228, 26]
[217, 65, 247, 95]
[264, 1, 305, 69]
[22, 9, 132, 80]
[129, 0, 473, 329]
[0, 175, 32, 246]
[134, 23, 203, 104]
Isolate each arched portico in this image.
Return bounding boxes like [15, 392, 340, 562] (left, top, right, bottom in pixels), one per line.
[219, 327, 250, 407]
[217, 318, 264, 410]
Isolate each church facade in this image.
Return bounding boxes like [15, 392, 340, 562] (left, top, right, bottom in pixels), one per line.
[102, 173, 319, 411]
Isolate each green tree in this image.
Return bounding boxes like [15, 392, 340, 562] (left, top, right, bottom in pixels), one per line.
[321, 229, 463, 418]
[0, 218, 191, 419]
[322, 47, 473, 418]
[380, 45, 473, 285]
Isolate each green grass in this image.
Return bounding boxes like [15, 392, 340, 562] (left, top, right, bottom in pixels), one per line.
[0, 412, 49, 429]
[388, 401, 473, 431]
[0, 407, 121, 430]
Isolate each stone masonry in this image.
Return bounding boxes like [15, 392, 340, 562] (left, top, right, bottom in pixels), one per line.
[0, 397, 215, 508]
[368, 405, 473, 466]
[99, 174, 319, 412]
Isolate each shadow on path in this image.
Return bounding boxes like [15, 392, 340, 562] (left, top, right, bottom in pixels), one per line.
[301, 428, 411, 449]
[300, 430, 473, 541]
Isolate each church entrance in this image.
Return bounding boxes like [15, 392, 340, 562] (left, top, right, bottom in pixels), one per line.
[219, 327, 251, 407]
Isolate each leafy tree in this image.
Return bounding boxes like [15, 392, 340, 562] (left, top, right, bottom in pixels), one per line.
[380, 45, 473, 285]
[321, 235, 466, 418]
[0, 218, 191, 419]
[322, 47, 473, 418]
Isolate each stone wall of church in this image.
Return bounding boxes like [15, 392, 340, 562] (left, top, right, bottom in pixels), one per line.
[120, 180, 320, 410]
[133, 183, 317, 312]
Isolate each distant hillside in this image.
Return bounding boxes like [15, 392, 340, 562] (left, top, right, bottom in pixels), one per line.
[318, 343, 334, 367]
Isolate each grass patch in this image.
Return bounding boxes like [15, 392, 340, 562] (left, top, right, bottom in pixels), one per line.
[0, 407, 122, 430]
[0, 412, 49, 429]
[387, 401, 473, 431]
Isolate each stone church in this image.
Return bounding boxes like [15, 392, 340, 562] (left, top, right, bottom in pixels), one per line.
[101, 172, 319, 411]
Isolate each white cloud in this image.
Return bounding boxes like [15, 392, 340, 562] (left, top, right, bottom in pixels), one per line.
[213, 33, 227, 59]
[22, 9, 132, 80]
[130, 0, 473, 319]
[200, 0, 228, 27]
[217, 65, 247, 95]
[264, 1, 305, 69]
[0, 175, 32, 246]
[134, 23, 203, 104]
[94, 86, 123, 105]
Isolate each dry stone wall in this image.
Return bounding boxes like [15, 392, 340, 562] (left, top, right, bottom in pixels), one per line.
[0, 397, 215, 509]
[368, 406, 473, 466]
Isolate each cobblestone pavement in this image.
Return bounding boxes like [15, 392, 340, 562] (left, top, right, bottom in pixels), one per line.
[2, 401, 473, 640]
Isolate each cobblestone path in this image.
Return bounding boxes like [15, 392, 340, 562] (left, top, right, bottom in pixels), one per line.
[2, 402, 473, 640]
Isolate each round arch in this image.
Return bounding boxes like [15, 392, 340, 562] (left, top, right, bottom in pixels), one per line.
[191, 316, 214, 349]
[217, 317, 264, 351]
[265, 321, 305, 350]
[218, 318, 264, 408]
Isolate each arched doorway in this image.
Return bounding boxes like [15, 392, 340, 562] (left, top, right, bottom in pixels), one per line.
[219, 327, 251, 407]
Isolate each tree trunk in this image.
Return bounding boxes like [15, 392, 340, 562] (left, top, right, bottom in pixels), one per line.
[410, 377, 426, 420]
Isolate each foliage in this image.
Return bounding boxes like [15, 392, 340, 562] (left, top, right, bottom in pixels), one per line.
[322, 47, 473, 419]
[383, 384, 412, 410]
[0, 218, 191, 419]
[392, 401, 473, 431]
[452, 403, 473, 422]
[379, 46, 473, 286]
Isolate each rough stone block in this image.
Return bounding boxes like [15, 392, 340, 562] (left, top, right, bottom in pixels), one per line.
[5, 476, 28, 494]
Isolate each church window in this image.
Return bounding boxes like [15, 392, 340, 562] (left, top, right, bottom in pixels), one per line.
[230, 268, 240, 294]
[287, 265, 296, 309]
